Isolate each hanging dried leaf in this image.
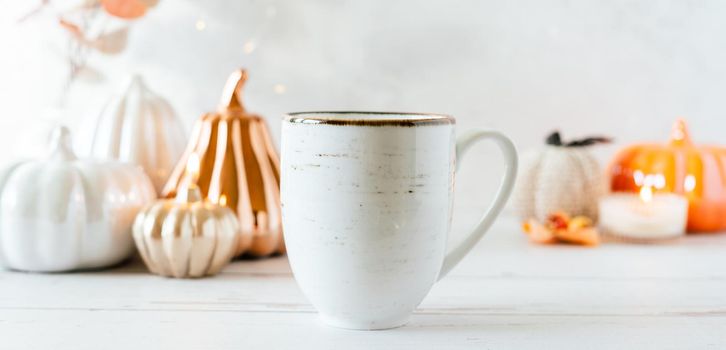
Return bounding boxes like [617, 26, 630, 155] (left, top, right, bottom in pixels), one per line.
[101, 0, 147, 19]
[58, 18, 83, 38]
[83, 0, 102, 7]
[138, 0, 159, 8]
[62, 0, 101, 12]
[74, 65, 105, 83]
[86, 26, 129, 54]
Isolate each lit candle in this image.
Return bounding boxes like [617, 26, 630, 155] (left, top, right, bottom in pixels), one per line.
[599, 186, 688, 240]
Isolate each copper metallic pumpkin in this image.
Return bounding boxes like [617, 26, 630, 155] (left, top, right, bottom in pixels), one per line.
[162, 69, 284, 256]
[609, 119, 726, 232]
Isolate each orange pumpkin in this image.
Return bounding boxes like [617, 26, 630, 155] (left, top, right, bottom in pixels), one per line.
[609, 119, 726, 232]
[162, 69, 284, 257]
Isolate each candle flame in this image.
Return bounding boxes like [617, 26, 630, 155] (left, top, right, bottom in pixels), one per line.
[684, 174, 696, 192]
[218, 194, 227, 206]
[187, 153, 200, 186]
[639, 185, 653, 203]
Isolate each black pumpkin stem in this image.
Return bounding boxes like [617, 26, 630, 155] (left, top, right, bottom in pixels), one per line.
[546, 131, 612, 147]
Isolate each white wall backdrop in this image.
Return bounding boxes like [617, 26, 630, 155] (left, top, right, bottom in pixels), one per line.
[2, 0, 726, 232]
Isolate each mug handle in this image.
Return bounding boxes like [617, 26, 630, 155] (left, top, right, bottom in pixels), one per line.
[438, 130, 518, 280]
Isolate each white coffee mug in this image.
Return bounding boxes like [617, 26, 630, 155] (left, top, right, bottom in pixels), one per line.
[280, 112, 517, 330]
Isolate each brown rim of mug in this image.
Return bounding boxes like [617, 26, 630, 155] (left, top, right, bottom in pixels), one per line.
[284, 111, 455, 127]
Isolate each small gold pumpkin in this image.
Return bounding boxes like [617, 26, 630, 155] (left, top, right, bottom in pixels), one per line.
[133, 155, 239, 278]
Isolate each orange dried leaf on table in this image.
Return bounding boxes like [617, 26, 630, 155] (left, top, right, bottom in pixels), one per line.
[101, 0, 147, 19]
[546, 211, 570, 231]
[523, 219, 556, 244]
[554, 226, 600, 246]
[568, 216, 593, 230]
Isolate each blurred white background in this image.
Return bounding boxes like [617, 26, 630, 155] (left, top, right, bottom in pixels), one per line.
[2, 0, 726, 232]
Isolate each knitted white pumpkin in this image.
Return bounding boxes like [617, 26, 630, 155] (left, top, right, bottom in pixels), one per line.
[514, 132, 610, 222]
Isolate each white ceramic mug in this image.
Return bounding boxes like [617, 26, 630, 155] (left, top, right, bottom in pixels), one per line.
[280, 112, 517, 330]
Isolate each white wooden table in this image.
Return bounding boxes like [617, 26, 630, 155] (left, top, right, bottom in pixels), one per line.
[1, 214, 725, 349]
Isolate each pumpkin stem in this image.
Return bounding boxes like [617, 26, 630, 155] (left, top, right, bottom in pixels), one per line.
[219, 69, 248, 112]
[48, 125, 77, 161]
[176, 152, 203, 203]
[669, 118, 692, 146]
[127, 74, 147, 92]
[546, 131, 563, 146]
[175, 185, 203, 203]
[546, 131, 611, 147]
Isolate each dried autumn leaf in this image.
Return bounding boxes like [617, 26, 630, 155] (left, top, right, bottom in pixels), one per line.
[569, 216, 593, 230]
[546, 211, 570, 231]
[138, 0, 159, 7]
[74, 65, 105, 83]
[101, 0, 147, 19]
[68, 0, 101, 11]
[58, 18, 83, 37]
[86, 26, 129, 54]
[523, 219, 556, 244]
[554, 227, 600, 246]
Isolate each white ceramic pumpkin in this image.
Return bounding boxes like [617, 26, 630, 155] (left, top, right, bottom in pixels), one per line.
[0, 126, 156, 272]
[514, 132, 610, 222]
[79, 75, 187, 194]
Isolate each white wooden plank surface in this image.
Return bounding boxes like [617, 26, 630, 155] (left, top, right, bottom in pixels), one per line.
[1, 215, 725, 349]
